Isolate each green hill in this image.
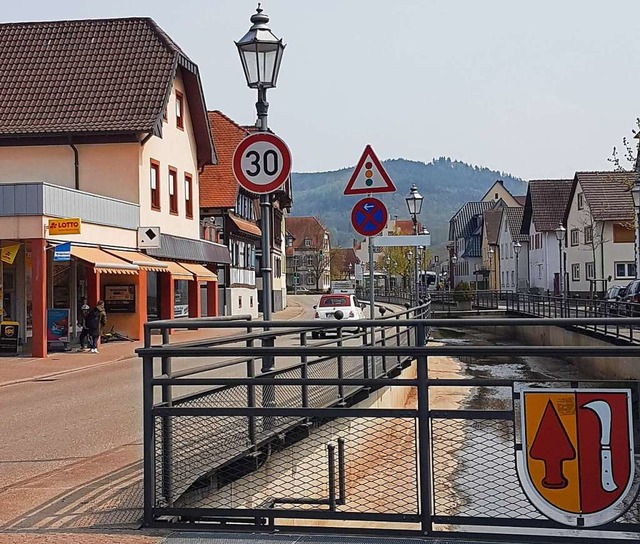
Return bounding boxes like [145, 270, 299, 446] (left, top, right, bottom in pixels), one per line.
[290, 157, 527, 247]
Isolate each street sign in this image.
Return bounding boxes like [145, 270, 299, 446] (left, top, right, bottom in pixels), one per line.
[372, 234, 431, 247]
[137, 227, 161, 249]
[344, 144, 396, 195]
[351, 197, 388, 237]
[53, 242, 71, 262]
[232, 132, 292, 194]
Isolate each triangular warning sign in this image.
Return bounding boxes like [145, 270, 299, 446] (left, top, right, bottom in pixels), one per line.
[344, 145, 397, 195]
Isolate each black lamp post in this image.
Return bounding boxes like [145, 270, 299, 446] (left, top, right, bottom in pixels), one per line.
[236, 5, 285, 327]
[632, 183, 640, 277]
[488, 246, 495, 290]
[555, 226, 566, 299]
[513, 241, 521, 293]
[405, 184, 424, 304]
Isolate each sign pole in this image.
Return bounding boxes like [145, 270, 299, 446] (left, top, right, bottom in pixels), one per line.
[369, 235, 375, 319]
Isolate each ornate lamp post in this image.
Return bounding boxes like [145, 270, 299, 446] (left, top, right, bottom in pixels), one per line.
[236, 5, 285, 325]
[286, 233, 296, 295]
[513, 241, 521, 293]
[406, 184, 424, 304]
[451, 254, 458, 290]
[631, 182, 640, 277]
[555, 226, 566, 298]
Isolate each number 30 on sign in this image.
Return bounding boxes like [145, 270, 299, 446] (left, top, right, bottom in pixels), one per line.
[232, 133, 292, 194]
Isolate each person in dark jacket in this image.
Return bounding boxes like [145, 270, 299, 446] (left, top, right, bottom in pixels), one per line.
[77, 304, 91, 352]
[86, 300, 107, 353]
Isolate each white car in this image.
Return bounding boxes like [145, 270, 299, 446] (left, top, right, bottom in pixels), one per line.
[312, 293, 365, 338]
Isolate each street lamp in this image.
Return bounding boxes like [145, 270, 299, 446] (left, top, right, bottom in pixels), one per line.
[236, 5, 285, 326]
[451, 254, 457, 290]
[555, 225, 566, 298]
[513, 241, 521, 293]
[285, 233, 296, 294]
[631, 182, 640, 277]
[406, 184, 424, 304]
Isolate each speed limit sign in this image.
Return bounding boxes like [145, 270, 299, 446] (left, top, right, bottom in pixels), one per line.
[232, 132, 292, 194]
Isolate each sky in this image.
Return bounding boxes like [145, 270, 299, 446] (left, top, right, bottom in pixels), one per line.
[4, 1, 640, 180]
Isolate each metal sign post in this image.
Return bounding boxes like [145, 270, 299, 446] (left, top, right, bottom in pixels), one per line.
[369, 237, 375, 319]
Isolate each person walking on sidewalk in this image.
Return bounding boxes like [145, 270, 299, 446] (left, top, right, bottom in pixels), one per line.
[77, 304, 91, 352]
[86, 301, 107, 353]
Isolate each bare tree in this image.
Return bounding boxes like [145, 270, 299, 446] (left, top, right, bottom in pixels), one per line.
[608, 118, 640, 172]
[307, 249, 332, 290]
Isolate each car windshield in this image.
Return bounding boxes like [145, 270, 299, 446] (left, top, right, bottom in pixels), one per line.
[319, 295, 350, 307]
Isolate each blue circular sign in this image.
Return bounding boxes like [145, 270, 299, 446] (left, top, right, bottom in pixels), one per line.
[351, 197, 388, 236]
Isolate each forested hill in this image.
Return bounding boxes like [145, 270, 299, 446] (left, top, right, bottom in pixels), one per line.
[290, 157, 527, 247]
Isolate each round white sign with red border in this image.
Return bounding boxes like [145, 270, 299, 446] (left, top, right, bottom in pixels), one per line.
[232, 132, 292, 194]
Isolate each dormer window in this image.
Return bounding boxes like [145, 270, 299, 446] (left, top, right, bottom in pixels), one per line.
[176, 90, 184, 130]
[304, 237, 311, 247]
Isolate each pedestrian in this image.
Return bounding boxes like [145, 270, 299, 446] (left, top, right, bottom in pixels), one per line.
[86, 300, 107, 354]
[77, 304, 91, 352]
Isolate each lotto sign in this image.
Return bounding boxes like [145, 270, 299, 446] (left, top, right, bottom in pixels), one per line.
[516, 388, 635, 527]
[48, 218, 81, 235]
[344, 144, 396, 195]
[351, 197, 388, 237]
[232, 133, 292, 194]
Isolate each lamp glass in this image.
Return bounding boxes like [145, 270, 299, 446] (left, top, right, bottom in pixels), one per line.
[405, 184, 424, 216]
[555, 225, 566, 241]
[513, 241, 521, 254]
[632, 184, 640, 209]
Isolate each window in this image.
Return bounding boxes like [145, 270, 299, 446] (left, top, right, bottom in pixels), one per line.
[570, 229, 579, 246]
[615, 262, 636, 279]
[150, 160, 160, 210]
[586, 262, 595, 280]
[613, 223, 634, 243]
[306, 255, 313, 267]
[495, 192, 499, 200]
[176, 90, 184, 129]
[184, 173, 193, 218]
[577, 193, 584, 210]
[571, 263, 580, 281]
[169, 167, 178, 214]
[304, 237, 311, 247]
[585, 226, 593, 245]
[306, 276, 314, 286]
[510, 245, 513, 259]
[511, 271, 514, 286]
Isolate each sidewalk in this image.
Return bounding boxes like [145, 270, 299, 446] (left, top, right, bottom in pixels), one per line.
[0, 302, 304, 388]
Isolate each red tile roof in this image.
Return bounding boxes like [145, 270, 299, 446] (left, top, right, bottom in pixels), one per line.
[394, 219, 422, 235]
[574, 171, 637, 221]
[200, 111, 251, 208]
[526, 179, 573, 232]
[285, 216, 329, 249]
[0, 17, 214, 165]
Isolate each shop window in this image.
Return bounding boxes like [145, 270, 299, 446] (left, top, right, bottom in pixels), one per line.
[174, 280, 189, 317]
[185, 173, 193, 218]
[176, 90, 184, 129]
[169, 167, 178, 215]
[150, 160, 160, 210]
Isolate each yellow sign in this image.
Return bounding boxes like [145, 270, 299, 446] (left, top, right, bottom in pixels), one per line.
[0, 244, 21, 265]
[48, 218, 82, 235]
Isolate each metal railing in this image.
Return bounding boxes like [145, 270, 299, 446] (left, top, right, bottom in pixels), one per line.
[138, 310, 640, 541]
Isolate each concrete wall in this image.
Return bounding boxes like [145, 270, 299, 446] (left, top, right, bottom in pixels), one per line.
[477, 322, 640, 380]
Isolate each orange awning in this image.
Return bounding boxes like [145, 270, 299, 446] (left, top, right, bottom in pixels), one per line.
[179, 262, 218, 282]
[229, 214, 261, 237]
[155, 260, 193, 281]
[102, 249, 169, 272]
[71, 246, 139, 275]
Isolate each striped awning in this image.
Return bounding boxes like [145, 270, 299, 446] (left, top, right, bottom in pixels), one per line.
[102, 249, 169, 272]
[179, 262, 218, 282]
[71, 246, 139, 275]
[157, 260, 194, 281]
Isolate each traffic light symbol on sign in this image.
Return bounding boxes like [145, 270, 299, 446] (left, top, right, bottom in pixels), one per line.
[343, 144, 397, 195]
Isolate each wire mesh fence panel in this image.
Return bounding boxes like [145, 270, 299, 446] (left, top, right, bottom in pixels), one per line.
[431, 417, 542, 519]
[177, 416, 418, 516]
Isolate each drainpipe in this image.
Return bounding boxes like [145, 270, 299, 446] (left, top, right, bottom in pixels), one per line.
[599, 221, 605, 292]
[69, 142, 79, 190]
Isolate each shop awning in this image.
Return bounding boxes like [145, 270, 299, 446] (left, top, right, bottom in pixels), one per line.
[157, 260, 194, 281]
[71, 246, 139, 275]
[146, 234, 231, 264]
[228, 214, 261, 237]
[102, 249, 169, 272]
[179, 262, 218, 282]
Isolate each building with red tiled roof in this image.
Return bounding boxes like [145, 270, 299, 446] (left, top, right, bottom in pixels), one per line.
[565, 171, 637, 296]
[0, 17, 229, 357]
[285, 217, 331, 292]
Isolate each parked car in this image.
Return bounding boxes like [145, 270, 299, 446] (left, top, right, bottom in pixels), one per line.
[621, 279, 640, 316]
[604, 285, 625, 301]
[312, 293, 365, 338]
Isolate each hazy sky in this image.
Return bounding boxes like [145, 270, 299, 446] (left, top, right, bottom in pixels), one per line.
[4, 1, 640, 180]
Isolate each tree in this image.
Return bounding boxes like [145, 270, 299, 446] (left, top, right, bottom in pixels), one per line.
[307, 249, 332, 290]
[329, 249, 347, 280]
[609, 118, 640, 172]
